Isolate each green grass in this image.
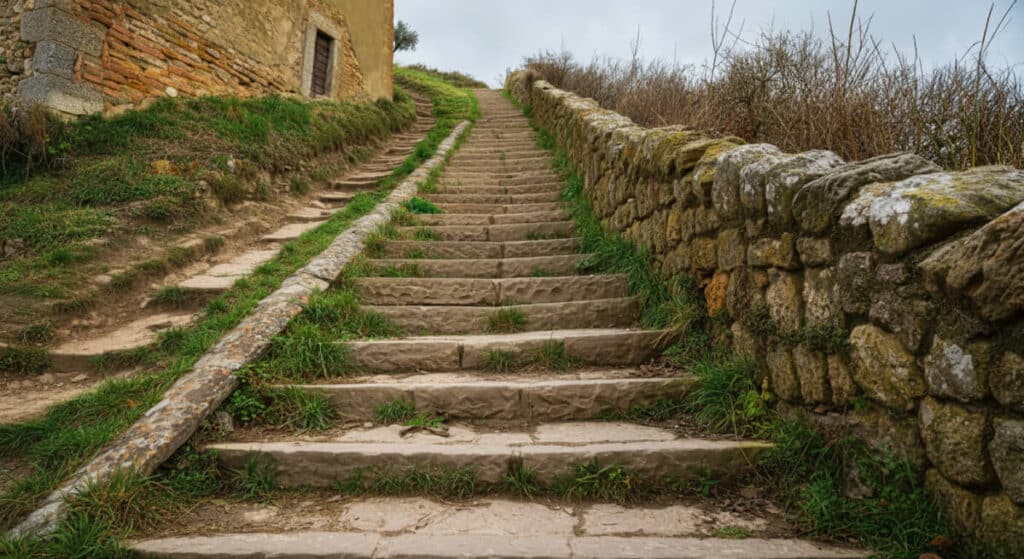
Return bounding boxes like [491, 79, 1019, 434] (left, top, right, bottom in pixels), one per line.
[403, 413, 445, 430]
[373, 399, 416, 424]
[553, 462, 639, 504]
[486, 307, 527, 333]
[683, 358, 768, 437]
[412, 227, 441, 241]
[711, 526, 753, 539]
[532, 340, 579, 371]
[18, 322, 55, 344]
[0, 346, 49, 375]
[149, 286, 190, 307]
[501, 459, 540, 498]
[335, 465, 478, 499]
[0, 70, 478, 537]
[402, 197, 444, 214]
[232, 453, 276, 501]
[484, 349, 517, 372]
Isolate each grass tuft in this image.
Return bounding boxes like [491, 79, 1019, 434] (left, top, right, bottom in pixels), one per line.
[373, 399, 416, 424]
[402, 197, 444, 214]
[486, 307, 527, 334]
[484, 349, 517, 372]
[232, 453, 276, 501]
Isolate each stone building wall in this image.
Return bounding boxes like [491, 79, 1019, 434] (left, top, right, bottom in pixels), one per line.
[4, 0, 393, 115]
[507, 72, 1024, 547]
[1, 0, 33, 102]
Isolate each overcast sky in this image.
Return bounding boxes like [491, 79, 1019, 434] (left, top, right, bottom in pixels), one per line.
[394, 0, 1024, 87]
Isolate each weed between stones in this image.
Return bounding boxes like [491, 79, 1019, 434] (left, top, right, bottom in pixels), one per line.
[486, 307, 527, 333]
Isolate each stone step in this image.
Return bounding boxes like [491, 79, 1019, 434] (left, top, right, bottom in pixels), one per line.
[207, 422, 770, 488]
[133, 533, 865, 559]
[365, 297, 639, 335]
[47, 311, 195, 372]
[450, 161, 554, 173]
[292, 371, 688, 421]
[450, 154, 551, 165]
[435, 202, 564, 214]
[375, 239, 578, 259]
[425, 192, 562, 205]
[355, 275, 628, 305]
[434, 183, 562, 195]
[286, 207, 333, 222]
[366, 253, 589, 278]
[319, 191, 359, 203]
[456, 148, 549, 158]
[344, 328, 671, 372]
[396, 221, 574, 242]
[414, 210, 569, 226]
[179, 249, 281, 292]
[260, 220, 326, 243]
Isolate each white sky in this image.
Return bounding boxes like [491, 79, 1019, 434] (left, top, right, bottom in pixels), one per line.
[394, 0, 1024, 87]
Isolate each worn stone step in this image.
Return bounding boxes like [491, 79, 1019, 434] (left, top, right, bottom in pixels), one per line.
[319, 191, 358, 203]
[260, 220, 326, 243]
[374, 239, 578, 259]
[435, 202, 563, 214]
[451, 161, 554, 173]
[365, 297, 638, 335]
[355, 275, 628, 306]
[286, 207, 333, 223]
[434, 183, 562, 195]
[425, 192, 562, 205]
[413, 210, 569, 227]
[366, 253, 589, 278]
[179, 249, 280, 293]
[344, 328, 671, 373]
[46, 312, 195, 372]
[450, 154, 551, 165]
[396, 221, 573, 242]
[207, 422, 770, 487]
[130, 495, 867, 559]
[293, 373, 689, 421]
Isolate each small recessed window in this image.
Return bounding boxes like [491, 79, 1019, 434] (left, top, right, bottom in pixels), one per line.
[311, 30, 333, 96]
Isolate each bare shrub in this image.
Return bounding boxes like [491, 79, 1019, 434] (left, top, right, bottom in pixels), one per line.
[0, 101, 70, 175]
[524, 2, 1023, 169]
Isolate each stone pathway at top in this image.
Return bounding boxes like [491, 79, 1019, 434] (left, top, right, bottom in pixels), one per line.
[132, 91, 867, 558]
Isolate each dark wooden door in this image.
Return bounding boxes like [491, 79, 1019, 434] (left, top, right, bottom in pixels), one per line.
[311, 31, 332, 96]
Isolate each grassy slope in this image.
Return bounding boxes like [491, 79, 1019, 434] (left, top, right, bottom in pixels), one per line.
[0, 93, 416, 303]
[0, 70, 478, 552]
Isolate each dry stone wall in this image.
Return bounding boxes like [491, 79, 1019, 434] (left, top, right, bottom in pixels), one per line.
[507, 72, 1024, 546]
[1, 0, 33, 101]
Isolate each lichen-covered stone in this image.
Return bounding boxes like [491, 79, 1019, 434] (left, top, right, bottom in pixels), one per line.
[713, 144, 782, 221]
[868, 292, 930, 353]
[746, 234, 798, 269]
[716, 228, 745, 271]
[704, 272, 729, 317]
[803, 267, 841, 327]
[767, 346, 801, 401]
[796, 237, 832, 267]
[793, 344, 830, 404]
[739, 153, 785, 218]
[731, 321, 759, 358]
[827, 354, 857, 407]
[919, 201, 1024, 321]
[840, 166, 1024, 256]
[766, 270, 802, 334]
[765, 150, 844, 228]
[836, 252, 875, 314]
[990, 417, 1024, 505]
[919, 397, 994, 487]
[925, 469, 983, 534]
[923, 338, 991, 402]
[691, 238, 717, 271]
[793, 152, 940, 234]
[991, 352, 1024, 412]
[981, 494, 1024, 555]
[848, 325, 926, 411]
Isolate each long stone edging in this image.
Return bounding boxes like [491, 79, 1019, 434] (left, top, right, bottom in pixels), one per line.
[8, 120, 472, 538]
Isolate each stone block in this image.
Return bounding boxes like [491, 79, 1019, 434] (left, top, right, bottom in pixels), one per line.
[31, 40, 76, 78]
[796, 237, 832, 266]
[841, 166, 1024, 256]
[991, 352, 1024, 412]
[848, 325, 926, 411]
[765, 150, 844, 228]
[925, 469, 983, 534]
[981, 494, 1024, 556]
[990, 417, 1024, 505]
[919, 200, 1024, 321]
[923, 337, 992, 402]
[739, 153, 784, 218]
[836, 252, 875, 314]
[803, 267, 841, 327]
[704, 272, 729, 317]
[766, 270, 802, 334]
[767, 345, 800, 401]
[793, 344, 829, 404]
[690, 237, 717, 271]
[868, 292, 930, 353]
[793, 152, 940, 234]
[712, 144, 782, 222]
[21, 6, 104, 56]
[746, 233, 798, 269]
[716, 228, 744, 271]
[827, 354, 857, 407]
[17, 73, 103, 115]
[731, 321, 759, 358]
[919, 397, 994, 487]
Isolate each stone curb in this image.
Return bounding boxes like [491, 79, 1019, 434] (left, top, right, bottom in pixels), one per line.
[8, 120, 472, 538]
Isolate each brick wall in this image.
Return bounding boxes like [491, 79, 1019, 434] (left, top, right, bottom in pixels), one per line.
[507, 71, 1024, 550]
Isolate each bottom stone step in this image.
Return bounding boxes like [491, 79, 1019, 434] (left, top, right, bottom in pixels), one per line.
[133, 532, 866, 558]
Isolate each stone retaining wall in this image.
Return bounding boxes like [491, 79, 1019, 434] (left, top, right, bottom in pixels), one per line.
[8, 120, 471, 538]
[5, 0, 392, 114]
[1, 1, 32, 101]
[507, 72, 1024, 546]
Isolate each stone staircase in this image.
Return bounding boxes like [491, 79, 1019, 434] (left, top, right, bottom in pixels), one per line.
[131, 91, 866, 558]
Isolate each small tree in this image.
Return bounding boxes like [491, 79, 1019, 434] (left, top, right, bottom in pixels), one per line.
[394, 20, 419, 52]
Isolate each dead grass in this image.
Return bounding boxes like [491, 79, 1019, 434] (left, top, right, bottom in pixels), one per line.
[523, 1, 1023, 170]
